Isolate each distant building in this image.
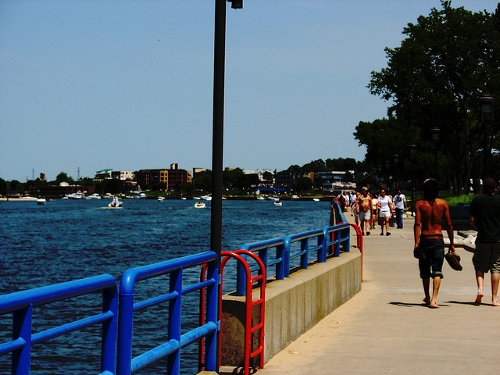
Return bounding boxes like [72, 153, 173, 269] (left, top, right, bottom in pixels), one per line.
[318, 171, 356, 194]
[135, 164, 191, 190]
[94, 169, 135, 181]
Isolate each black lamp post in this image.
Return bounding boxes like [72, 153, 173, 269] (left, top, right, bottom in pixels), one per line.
[431, 127, 440, 178]
[409, 145, 417, 216]
[211, 0, 243, 261]
[393, 154, 399, 190]
[480, 94, 494, 179]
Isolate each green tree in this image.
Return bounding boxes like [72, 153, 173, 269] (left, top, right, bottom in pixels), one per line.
[54, 172, 74, 184]
[361, 1, 500, 194]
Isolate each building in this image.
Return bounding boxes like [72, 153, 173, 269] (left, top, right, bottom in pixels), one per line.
[135, 164, 191, 190]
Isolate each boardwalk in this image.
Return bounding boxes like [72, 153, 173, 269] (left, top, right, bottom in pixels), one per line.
[257, 219, 499, 374]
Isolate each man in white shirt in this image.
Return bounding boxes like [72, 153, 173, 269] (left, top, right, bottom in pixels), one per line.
[394, 189, 407, 229]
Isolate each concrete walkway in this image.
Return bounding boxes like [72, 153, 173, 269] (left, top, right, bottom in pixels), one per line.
[257, 219, 499, 375]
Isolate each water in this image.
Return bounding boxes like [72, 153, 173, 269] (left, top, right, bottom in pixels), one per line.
[0, 198, 330, 374]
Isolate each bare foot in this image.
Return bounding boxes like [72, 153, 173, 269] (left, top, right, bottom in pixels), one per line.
[475, 293, 484, 305]
[422, 296, 431, 305]
[428, 302, 440, 308]
[492, 300, 499, 307]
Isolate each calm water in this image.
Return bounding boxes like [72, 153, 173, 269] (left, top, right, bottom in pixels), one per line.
[0, 198, 330, 374]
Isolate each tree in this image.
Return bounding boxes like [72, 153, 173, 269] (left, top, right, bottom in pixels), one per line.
[54, 172, 74, 185]
[361, 1, 500, 194]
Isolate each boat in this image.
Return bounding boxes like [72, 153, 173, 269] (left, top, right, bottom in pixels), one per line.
[86, 193, 101, 199]
[36, 198, 47, 205]
[313, 198, 320, 202]
[157, 196, 165, 202]
[65, 191, 86, 199]
[274, 199, 282, 207]
[108, 197, 123, 208]
[133, 186, 146, 199]
[201, 195, 212, 201]
[194, 201, 206, 209]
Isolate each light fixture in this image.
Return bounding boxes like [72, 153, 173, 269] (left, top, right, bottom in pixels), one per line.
[431, 127, 440, 143]
[229, 0, 243, 9]
[480, 94, 494, 119]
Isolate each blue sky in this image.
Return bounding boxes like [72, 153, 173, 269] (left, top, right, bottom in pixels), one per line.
[0, 0, 497, 181]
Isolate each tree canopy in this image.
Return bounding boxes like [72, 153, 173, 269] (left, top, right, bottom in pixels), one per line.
[356, 1, 500, 194]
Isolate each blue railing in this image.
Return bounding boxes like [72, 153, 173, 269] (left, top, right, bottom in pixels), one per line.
[117, 251, 218, 375]
[0, 274, 118, 375]
[236, 223, 350, 296]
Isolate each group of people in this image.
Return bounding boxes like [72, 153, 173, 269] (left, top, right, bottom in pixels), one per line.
[348, 187, 408, 237]
[413, 177, 500, 308]
[341, 177, 500, 309]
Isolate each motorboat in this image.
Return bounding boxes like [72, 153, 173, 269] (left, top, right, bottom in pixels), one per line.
[157, 196, 165, 202]
[313, 198, 320, 202]
[86, 193, 101, 199]
[134, 192, 146, 199]
[108, 197, 123, 208]
[36, 198, 47, 205]
[274, 199, 283, 207]
[201, 195, 212, 201]
[194, 201, 206, 209]
[65, 191, 86, 199]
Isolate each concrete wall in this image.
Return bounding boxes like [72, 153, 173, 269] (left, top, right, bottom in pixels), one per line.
[220, 251, 362, 367]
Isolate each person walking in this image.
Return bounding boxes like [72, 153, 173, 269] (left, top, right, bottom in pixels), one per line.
[357, 187, 372, 236]
[377, 189, 393, 236]
[469, 177, 500, 306]
[414, 178, 455, 308]
[394, 189, 407, 229]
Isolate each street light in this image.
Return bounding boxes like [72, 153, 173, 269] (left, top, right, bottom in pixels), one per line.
[212, 1, 243, 258]
[431, 127, 440, 178]
[393, 154, 399, 190]
[480, 94, 494, 179]
[409, 145, 417, 216]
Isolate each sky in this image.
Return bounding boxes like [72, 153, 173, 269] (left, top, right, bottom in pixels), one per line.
[0, 0, 497, 181]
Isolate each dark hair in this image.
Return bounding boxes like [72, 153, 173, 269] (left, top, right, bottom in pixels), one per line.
[423, 178, 439, 201]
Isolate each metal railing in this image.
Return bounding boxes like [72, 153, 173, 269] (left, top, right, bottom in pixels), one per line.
[117, 251, 219, 375]
[235, 222, 351, 296]
[0, 274, 118, 375]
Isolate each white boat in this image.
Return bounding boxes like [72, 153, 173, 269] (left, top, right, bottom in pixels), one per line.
[134, 192, 146, 199]
[65, 191, 86, 199]
[86, 193, 101, 199]
[274, 199, 282, 207]
[194, 201, 206, 209]
[36, 198, 47, 205]
[157, 196, 165, 202]
[108, 197, 123, 208]
[201, 195, 212, 201]
[313, 198, 320, 202]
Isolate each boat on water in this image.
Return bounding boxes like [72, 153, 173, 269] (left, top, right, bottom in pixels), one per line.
[86, 193, 101, 199]
[108, 197, 123, 208]
[194, 201, 206, 209]
[65, 191, 86, 199]
[157, 196, 165, 202]
[274, 199, 283, 207]
[313, 198, 320, 202]
[36, 198, 47, 205]
[201, 195, 212, 201]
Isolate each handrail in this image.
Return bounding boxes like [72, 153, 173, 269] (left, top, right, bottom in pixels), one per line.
[117, 251, 218, 375]
[0, 274, 118, 375]
[235, 222, 350, 296]
[220, 250, 266, 374]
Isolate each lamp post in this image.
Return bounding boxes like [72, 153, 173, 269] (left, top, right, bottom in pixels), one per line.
[431, 127, 440, 178]
[393, 154, 399, 190]
[479, 94, 494, 179]
[211, 0, 243, 261]
[409, 144, 417, 216]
